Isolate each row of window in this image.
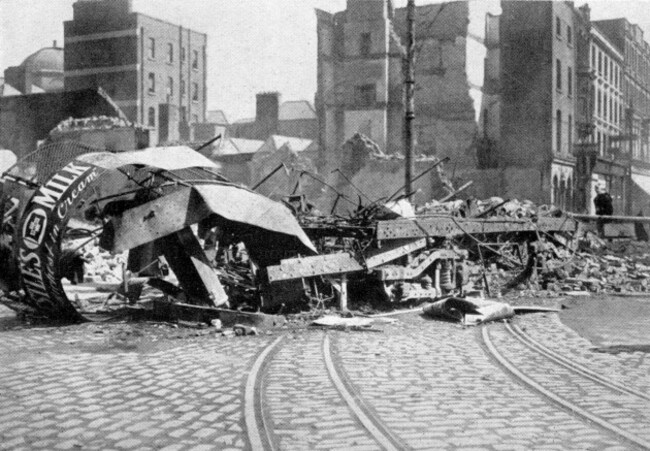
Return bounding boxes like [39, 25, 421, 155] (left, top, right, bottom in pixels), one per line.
[147, 106, 199, 127]
[590, 43, 621, 90]
[555, 109, 573, 155]
[625, 40, 650, 87]
[624, 78, 650, 118]
[147, 72, 200, 101]
[555, 16, 573, 46]
[591, 129, 622, 157]
[595, 119, 650, 161]
[147, 37, 200, 70]
[555, 59, 573, 96]
[595, 86, 622, 126]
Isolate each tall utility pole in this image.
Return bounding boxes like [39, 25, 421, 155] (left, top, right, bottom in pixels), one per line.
[404, 0, 416, 198]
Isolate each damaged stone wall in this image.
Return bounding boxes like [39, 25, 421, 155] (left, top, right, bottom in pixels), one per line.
[249, 145, 319, 201]
[392, 1, 479, 162]
[242, 130, 549, 215]
[316, 1, 479, 163]
[454, 167, 550, 206]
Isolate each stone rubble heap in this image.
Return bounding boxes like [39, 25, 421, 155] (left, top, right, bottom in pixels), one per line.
[540, 239, 650, 294]
[79, 244, 127, 284]
[476, 234, 650, 296]
[417, 197, 560, 218]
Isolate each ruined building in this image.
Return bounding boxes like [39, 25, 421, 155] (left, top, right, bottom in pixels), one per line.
[315, 0, 495, 166]
[63, 0, 207, 145]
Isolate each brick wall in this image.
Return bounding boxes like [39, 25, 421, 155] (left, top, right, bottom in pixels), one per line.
[64, 0, 207, 141]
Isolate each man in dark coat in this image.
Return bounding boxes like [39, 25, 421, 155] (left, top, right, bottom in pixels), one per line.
[594, 184, 613, 216]
[594, 183, 613, 237]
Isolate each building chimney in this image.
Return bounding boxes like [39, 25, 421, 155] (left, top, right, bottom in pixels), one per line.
[578, 4, 591, 22]
[256, 92, 280, 139]
[53, 40, 58, 48]
[347, 0, 390, 21]
[73, 0, 133, 22]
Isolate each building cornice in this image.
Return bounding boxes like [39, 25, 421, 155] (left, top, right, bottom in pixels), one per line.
[591, 26, 624, 61]
[64, 28, 138, 44]
[64, 64, 138, 77]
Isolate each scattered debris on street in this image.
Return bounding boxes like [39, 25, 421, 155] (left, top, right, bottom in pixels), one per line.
[423, 296, 515, 325]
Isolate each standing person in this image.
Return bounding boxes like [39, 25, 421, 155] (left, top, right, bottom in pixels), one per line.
[594, 183, 613, 237]
[594, 183, 613, 216]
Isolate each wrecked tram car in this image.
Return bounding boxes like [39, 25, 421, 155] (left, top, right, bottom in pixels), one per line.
[1, 144, 316, 320]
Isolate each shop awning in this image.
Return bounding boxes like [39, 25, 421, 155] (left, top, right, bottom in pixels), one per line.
[632, 173, 650, 196]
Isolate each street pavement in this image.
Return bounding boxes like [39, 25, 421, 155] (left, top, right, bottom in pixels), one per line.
[0, 301, 648, 450]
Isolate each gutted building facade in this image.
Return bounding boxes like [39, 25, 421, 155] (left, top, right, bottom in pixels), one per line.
[316, 0, 493, 167]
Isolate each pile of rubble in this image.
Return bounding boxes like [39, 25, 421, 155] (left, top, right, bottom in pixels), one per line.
[76, 242, 128, 284]
[417, 197, 560, 219]
[50, 115, 133, 134]
[540, 238, 650, 294]
[473, 232, 650, 297]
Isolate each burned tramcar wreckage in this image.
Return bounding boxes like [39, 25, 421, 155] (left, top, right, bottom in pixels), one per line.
[1, 142, 582, 322]
[1, 143, 316, 320]
[269, 206, 579, 309]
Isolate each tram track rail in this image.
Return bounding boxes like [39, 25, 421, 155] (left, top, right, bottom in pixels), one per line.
[508, 323, 650, 402]
[323, 334, 408, 451]
[481, 322, 650, 450]
[244, 332, 409, 451]
[245, 336, 285, 451]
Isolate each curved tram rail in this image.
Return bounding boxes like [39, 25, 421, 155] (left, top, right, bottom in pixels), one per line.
[244, 333, 408, 451]
[482, 321, 650, 450]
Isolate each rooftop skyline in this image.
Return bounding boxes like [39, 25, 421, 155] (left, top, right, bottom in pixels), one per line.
[2, 0, 650, 121]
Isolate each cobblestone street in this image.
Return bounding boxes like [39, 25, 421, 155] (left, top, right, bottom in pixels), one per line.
[0, 302, 649, 451]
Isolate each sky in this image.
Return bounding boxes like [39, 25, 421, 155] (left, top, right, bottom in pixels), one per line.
[2, 0, 650, 122]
